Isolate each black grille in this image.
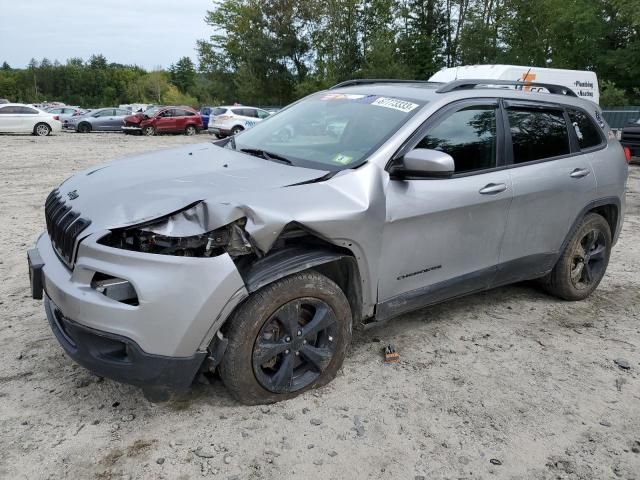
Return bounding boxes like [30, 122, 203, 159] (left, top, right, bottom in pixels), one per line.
[45, 189, 91, 267]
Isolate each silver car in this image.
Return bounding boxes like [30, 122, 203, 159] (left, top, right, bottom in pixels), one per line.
[28, 79, 629, 404]
[65, 107, 131, 133]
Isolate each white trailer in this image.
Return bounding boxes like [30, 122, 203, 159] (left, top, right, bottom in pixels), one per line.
[429, 65, 599, 104]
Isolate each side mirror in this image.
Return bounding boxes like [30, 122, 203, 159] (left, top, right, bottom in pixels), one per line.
[390, 148, 455, 179]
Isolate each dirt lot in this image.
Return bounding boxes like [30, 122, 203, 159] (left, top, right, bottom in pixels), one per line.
[0, 132, 639, 480]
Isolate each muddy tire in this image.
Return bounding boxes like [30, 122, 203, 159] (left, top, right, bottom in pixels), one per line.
[219, 271, 352, 405]
[543, 213, 611, 301]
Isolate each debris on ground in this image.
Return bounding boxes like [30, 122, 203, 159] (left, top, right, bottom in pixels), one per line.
[614, 358, 631, 370]
[383, 344, 400, 363]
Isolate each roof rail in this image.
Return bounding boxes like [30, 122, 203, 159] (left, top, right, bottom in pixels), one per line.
[435, 79, 578, 97]
[330, 79, 439, 89]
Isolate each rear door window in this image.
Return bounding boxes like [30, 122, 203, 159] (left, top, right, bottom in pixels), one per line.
[212, 107, 227, 116]
[507, 108, 570, 163]
[416, 105, 498, 174]
[568, 109, 603, 149]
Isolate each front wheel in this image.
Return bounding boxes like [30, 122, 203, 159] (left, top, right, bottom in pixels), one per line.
[33, 122, 51, 136]
[77, 122, 91, 133]
[142, 125, 156, 136]
[219, 271, 352, 405]
[543, 213, 612, 300]
[231, 126, 244, 136]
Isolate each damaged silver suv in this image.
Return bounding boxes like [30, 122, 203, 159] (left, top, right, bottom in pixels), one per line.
[28, 79, 629, 404]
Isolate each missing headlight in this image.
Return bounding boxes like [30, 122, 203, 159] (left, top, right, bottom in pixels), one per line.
[99, 219, 254, 258]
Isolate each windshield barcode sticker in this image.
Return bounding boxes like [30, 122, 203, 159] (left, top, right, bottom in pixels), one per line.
[371, 97, 419, 113]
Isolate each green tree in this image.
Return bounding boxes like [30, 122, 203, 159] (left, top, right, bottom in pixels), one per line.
[169, 56, 197, 93]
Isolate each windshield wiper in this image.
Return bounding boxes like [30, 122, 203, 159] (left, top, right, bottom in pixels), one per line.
[239, 148, 293, 165]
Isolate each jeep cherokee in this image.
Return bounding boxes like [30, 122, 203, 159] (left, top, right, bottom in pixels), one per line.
[28, 79, 629, 404]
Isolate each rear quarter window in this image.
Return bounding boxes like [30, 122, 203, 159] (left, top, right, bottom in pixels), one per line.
[568, 109, 603, 149]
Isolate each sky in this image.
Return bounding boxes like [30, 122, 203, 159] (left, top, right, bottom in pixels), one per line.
[0, 0, 214, 69]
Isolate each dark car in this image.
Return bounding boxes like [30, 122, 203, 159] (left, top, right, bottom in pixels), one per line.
[621, 118, 640, 160]
[122, 106, 202, 136]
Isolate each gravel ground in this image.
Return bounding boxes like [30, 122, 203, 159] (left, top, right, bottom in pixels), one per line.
[0, 132, 639, 480]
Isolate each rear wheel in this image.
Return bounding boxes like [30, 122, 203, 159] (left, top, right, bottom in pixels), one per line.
[77, 122, 91, 133]
[219, 271, 352, 405]
[185, 124, 197, 136]
[142, 125, 156, 136]
[543, 213, 611, 300]
[33, 123, 51, 136]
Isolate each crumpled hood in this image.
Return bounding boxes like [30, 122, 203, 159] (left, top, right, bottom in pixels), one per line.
[57, 142, 328, 235]
[123, 113, 144, 124]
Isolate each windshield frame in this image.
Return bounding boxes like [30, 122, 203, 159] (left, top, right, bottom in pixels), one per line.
[230, 92, 427, 172]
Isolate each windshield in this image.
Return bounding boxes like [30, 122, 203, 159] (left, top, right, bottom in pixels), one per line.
[144, 106, 162, 116]
[233, 93, 425, 170]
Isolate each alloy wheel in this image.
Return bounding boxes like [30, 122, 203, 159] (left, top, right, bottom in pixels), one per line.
[570, 229, 607, 290]
[252, 298, 338, 394]
[35, 124, 50, 136]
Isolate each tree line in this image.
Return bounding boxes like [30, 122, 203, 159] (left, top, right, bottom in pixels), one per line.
[1, 0, 639, 108]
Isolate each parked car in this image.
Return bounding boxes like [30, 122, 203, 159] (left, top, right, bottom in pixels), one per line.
[46, 106, 82, 124]
[28, 79, 629, 404]
[0, 103, 61, 135]
[122, 106, 202, 136]
[0, 98, 9, 104]
[65, 108, 131, 133]
[621, 118, 640, 159]
[209, 106, 271, 137]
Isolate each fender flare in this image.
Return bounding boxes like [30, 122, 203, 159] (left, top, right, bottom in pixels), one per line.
[241, 247, 348, 293]
[558, 196, 621, 255]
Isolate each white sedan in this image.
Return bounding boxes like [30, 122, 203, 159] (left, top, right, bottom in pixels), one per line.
[0, 103, 62, 136]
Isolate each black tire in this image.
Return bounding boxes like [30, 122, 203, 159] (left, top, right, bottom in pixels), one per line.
[33, 122, 51, 136]
[185, 124, 197, 136]
[543, 213, 612, 301]
[231, 125, 244, 136]
[142, 125, 155, 136]
[219, 271, 352, 405]
[77, 122, 91, 133]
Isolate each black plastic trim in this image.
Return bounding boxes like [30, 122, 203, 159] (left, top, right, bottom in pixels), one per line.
[374, 252, 558, 324]
[44, 296, 205, 390]
[241, 247, 346, 292]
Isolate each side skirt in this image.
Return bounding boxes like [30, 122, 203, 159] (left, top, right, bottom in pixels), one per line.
[371, 253, 557, 325]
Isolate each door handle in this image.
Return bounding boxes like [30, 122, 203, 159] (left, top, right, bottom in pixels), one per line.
[570, 168, 591, 178]
[479, 183, 507, 195]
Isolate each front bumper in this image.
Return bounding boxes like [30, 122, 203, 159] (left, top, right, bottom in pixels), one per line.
[44, 295, 205, 389]
[121, 125, 142, 132]
[31, 232, 248, 388]
[33, 232, 248, 357]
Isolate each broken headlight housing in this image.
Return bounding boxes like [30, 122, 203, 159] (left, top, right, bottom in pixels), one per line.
[100, 218, 254, 258]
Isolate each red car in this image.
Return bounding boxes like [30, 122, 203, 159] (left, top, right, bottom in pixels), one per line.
[122, 106, 203, 136]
